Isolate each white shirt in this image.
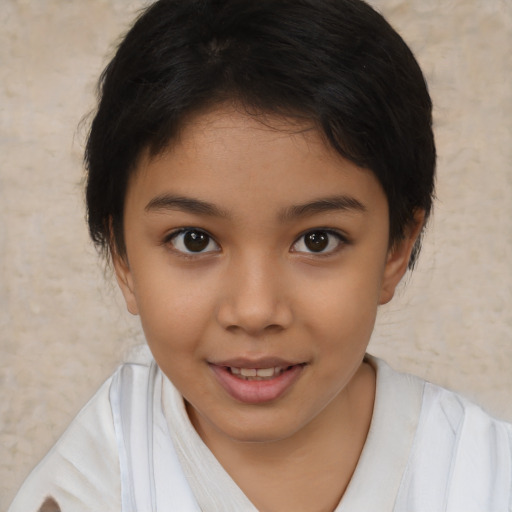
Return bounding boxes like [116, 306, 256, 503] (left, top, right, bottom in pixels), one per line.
[8, 354, 512, 511]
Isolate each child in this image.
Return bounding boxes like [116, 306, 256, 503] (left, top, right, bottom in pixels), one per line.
[9, 0, 512, 510]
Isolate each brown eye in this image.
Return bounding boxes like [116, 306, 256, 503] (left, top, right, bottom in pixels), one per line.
[184, 230, 209, 252]
[304, 231, 329, 252]
[170, 229, 219, 254]
[292, 229, 345, 254]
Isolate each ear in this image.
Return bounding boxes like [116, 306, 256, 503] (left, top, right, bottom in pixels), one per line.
[379, 210, 425, 305]
[112, 250, 140, 316]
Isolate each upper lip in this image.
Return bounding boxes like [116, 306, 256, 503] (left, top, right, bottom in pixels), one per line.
[209, 357, 305, 369]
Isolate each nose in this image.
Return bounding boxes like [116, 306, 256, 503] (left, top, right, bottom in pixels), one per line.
[216, 253, 293, 336]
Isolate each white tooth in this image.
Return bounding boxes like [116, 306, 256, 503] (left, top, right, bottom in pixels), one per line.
[230, 367, 241, 375]
[274, 367, 283, 375]
[256, 368, 275, 378]
[240, 368, 257, 377]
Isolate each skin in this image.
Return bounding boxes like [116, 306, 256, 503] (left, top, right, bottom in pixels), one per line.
[114, 106, 423, 511]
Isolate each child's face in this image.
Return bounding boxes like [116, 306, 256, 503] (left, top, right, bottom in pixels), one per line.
[114, 106, 415, 444]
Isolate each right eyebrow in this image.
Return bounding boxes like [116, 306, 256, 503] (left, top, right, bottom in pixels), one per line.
[144, 194, 230, 218]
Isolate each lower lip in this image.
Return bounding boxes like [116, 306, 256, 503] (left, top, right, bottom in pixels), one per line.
[209, 364, 305, 404]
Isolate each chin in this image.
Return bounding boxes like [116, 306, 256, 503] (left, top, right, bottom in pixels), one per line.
[216, 411, 309, 445]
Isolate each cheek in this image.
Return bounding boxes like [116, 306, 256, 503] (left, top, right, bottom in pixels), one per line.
[299, 265, 383, 355]
[131, 266, 218, 351]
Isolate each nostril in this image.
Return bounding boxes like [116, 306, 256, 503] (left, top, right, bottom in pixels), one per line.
[215, 277, 293, 333]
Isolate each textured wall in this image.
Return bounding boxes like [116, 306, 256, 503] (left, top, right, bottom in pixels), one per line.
[1, 0, 511, 506]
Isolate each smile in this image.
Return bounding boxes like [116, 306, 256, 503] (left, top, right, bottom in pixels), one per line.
[209, 361, 306, 404]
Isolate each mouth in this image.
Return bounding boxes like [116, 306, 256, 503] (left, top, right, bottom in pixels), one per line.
[208, 360, 306, 404]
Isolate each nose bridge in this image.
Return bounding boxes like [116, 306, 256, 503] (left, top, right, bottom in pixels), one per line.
[217, 248, 291, 334]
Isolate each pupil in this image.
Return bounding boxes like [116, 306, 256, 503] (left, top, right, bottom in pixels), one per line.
[305, 231, 328, 252]
[184, 231, 209, 252]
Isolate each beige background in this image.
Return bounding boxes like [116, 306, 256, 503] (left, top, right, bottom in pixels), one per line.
[1, 0, 511, 506]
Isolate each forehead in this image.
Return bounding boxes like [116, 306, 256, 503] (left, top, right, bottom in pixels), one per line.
[127, 106, 387, 220]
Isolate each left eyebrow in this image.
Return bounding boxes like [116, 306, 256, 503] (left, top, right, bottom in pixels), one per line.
[144, 194, 230, 218]
[279, 195, 367, 221]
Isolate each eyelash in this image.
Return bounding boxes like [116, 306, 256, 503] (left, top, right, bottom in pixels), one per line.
[163, 227, 349, 257]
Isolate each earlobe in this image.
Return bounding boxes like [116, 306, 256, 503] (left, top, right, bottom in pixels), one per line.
[112, 251, 140, 316]
[379, 211, 425, 305]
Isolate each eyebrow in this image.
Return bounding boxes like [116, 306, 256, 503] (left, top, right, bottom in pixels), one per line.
[279, 195, 367, 221]
[145, 194, 229, 217]
[144, 193, 366, 220]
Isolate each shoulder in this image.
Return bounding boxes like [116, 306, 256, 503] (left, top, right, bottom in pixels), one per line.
[8, 362, 153, 512]
[393, 367, 512, 511]
[417, 379, 512, 465]
[421, 379, 512, 436]
[369, 355, 512, 444]
[420, 382, 512, 482]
